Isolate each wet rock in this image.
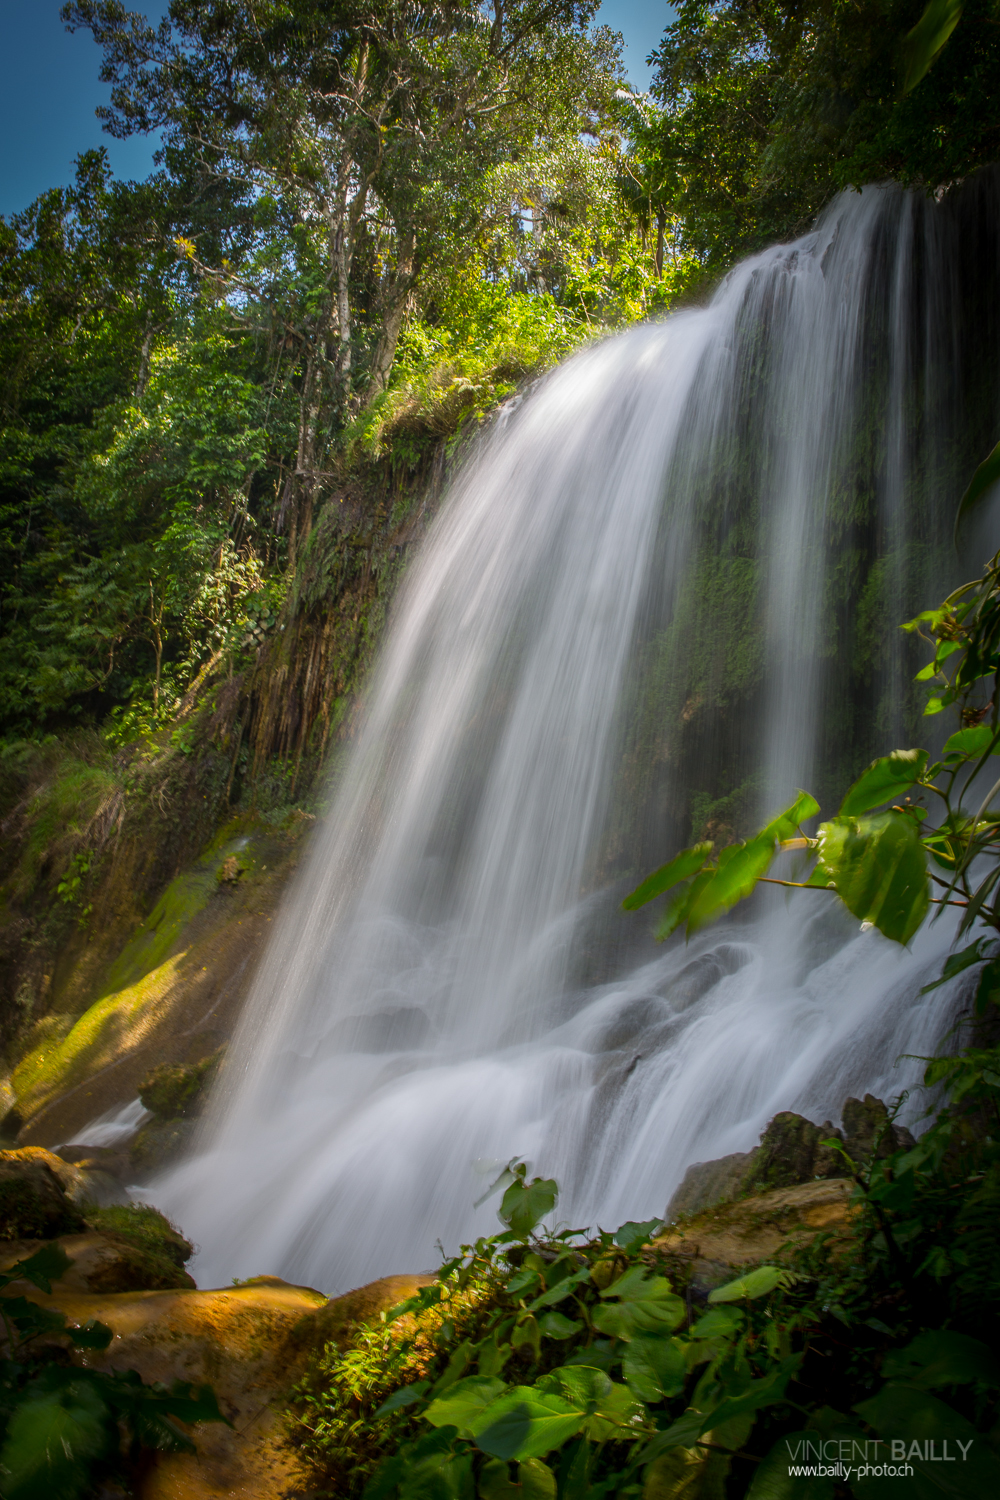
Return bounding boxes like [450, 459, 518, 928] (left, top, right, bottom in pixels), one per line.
[130, 1116, 197, 1176]
[667, 1095, 915, 1218]
[0, 1147, 87, 1239]
[842, 1094, 916, 1162]
[138, 1051, 223, 1121]
[666, 1151, 758, 1218]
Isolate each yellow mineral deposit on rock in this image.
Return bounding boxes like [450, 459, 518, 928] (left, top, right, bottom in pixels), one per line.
[654, 1176, 857, 1289]
[4, 1264, 434, 1499]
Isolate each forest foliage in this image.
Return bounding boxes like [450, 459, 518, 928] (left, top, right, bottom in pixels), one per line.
[3, 0, 997, 746]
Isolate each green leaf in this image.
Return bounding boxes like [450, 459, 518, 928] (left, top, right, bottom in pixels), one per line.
[954, 435, 1000, 535]
[527, 1268, 591, 1310]
[690, 1307, 744, 1339]
[839, 750, 929, 817]
[0, 1243, 73, 1295]
[685, 834, 776, 933]
[942, 726, 998, 762]
[901, 0, 963, 94]
[592, 1269, 685, 1339]
[67, 1319, 113, 1351]
[646, 1408, 705, 1454]
[425, 1376, 507, 1435]
[880, 1331, 1000, 1390]
[613, 1218, 663, 1253]
[537, 1311, 582, 1341]
[919, 939, 992, 995]
[478, 1457, 556, 1500]
[621, 843, 713, 910]
[816, 811, 929, 944]
[499, 1177, 558, 1239]
[854, 1382, 1000, 1495]
[0, 1376, 111, 1500]
[707, 1267, 786, 1303]
[470, 1389, 585, 1460]
[698, 1355, 802, 1433]
[622, 1333, 687, 1401]
[0, 1297, 68, 1344]
[374, 1380, 430, 1417]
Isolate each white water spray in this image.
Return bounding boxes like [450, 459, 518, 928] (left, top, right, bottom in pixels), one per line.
[158, 182, 994, 1292]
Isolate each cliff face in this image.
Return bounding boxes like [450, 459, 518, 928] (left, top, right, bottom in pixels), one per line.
[0, 430, 455, 1149]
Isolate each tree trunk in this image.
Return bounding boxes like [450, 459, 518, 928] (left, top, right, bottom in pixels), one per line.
[365, 229, 418, 402]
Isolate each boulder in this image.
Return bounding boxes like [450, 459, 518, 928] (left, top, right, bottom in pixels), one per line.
[655, 1177, 856, 1293]
[667, 1095, 916, 1218]
[0, 1147, 88, 1239]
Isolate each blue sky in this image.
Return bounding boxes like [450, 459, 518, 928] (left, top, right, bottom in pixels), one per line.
[0, 1, 672, 220]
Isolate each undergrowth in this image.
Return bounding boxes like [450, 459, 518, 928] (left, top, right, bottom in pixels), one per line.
[289, 1034, 1000, 1500]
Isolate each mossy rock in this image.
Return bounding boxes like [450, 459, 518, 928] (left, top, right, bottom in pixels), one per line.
[83, 1203, 194, 1292]
[138, 1050, 222, 1122]
[0, 1153, 86, 1241]
[129, 1116, 196, 1176]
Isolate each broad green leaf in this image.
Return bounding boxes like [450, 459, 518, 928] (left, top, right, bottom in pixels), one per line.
[539, 1365, 611, 1405]
[954, 434, 1000, 535]
[685, 834, 776, 933]
[0, 1242, 73, 1295]
[478, 1457, 557, 1500]
[919, 938, 992, 994]
[593, 1269, 685, 1339]
[499, 1177, 558, 1239]
[622, 1333, 687, 1401]
[537, 1311, 582, 1340]
[901, 0, 963, 94]
[839, 750, 929, 817]
[0, 1378, 111, 1500]
[747, 1432, 835, 1497]
[880, 1331, 1000, 1390]
[511, 1317, 541, 1361]
[698, 1355, 802, 1433]
[479, 1335, 513, 1379]
[759, 792, 821, 843]
[854, 1382, 1000, 1496]
[654, 877, 703, 941]
[425, 1376, 507, 1435]
[614, 1218, 664, 1253]
[690, 1307, 744, 1339]
[942, 725, 998, 762]
[470, 1389, 585, 1460]
[67, 1318, 113, 1351]
[374, 1380, 430, 1417]
[622, 844, 713, 910]
[0, 1297, 68, 1344]
[527, 1268, 590, 1310]
[643, 1446, 726, 1498]
[708, 1267, 786, 1303]
[398, 1448, 473, 1500]
[645, 1407, 705, 1454]
[816, 811, 929, 944]
[581, 1378, 645, 1440]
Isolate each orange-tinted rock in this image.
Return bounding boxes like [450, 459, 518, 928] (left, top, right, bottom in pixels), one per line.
[3, 1267, 434, 1499]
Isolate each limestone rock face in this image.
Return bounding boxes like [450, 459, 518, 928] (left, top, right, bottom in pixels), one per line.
[655, 1178, 855, 1293]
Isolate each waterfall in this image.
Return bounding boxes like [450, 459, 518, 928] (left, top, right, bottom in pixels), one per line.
[157, 177, 1000, 1293]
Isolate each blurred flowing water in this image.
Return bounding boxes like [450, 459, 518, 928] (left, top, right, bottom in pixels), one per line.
[158, 179, 1000, 1292]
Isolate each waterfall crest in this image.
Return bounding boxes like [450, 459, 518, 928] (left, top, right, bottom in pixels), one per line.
[158, 178, 1000, 1293]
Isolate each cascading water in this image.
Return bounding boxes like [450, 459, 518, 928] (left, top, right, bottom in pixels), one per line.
[157, 177, 1000, 1293]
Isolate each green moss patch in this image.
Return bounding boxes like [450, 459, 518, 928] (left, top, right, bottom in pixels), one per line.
[84, 1202, 194, 1292]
